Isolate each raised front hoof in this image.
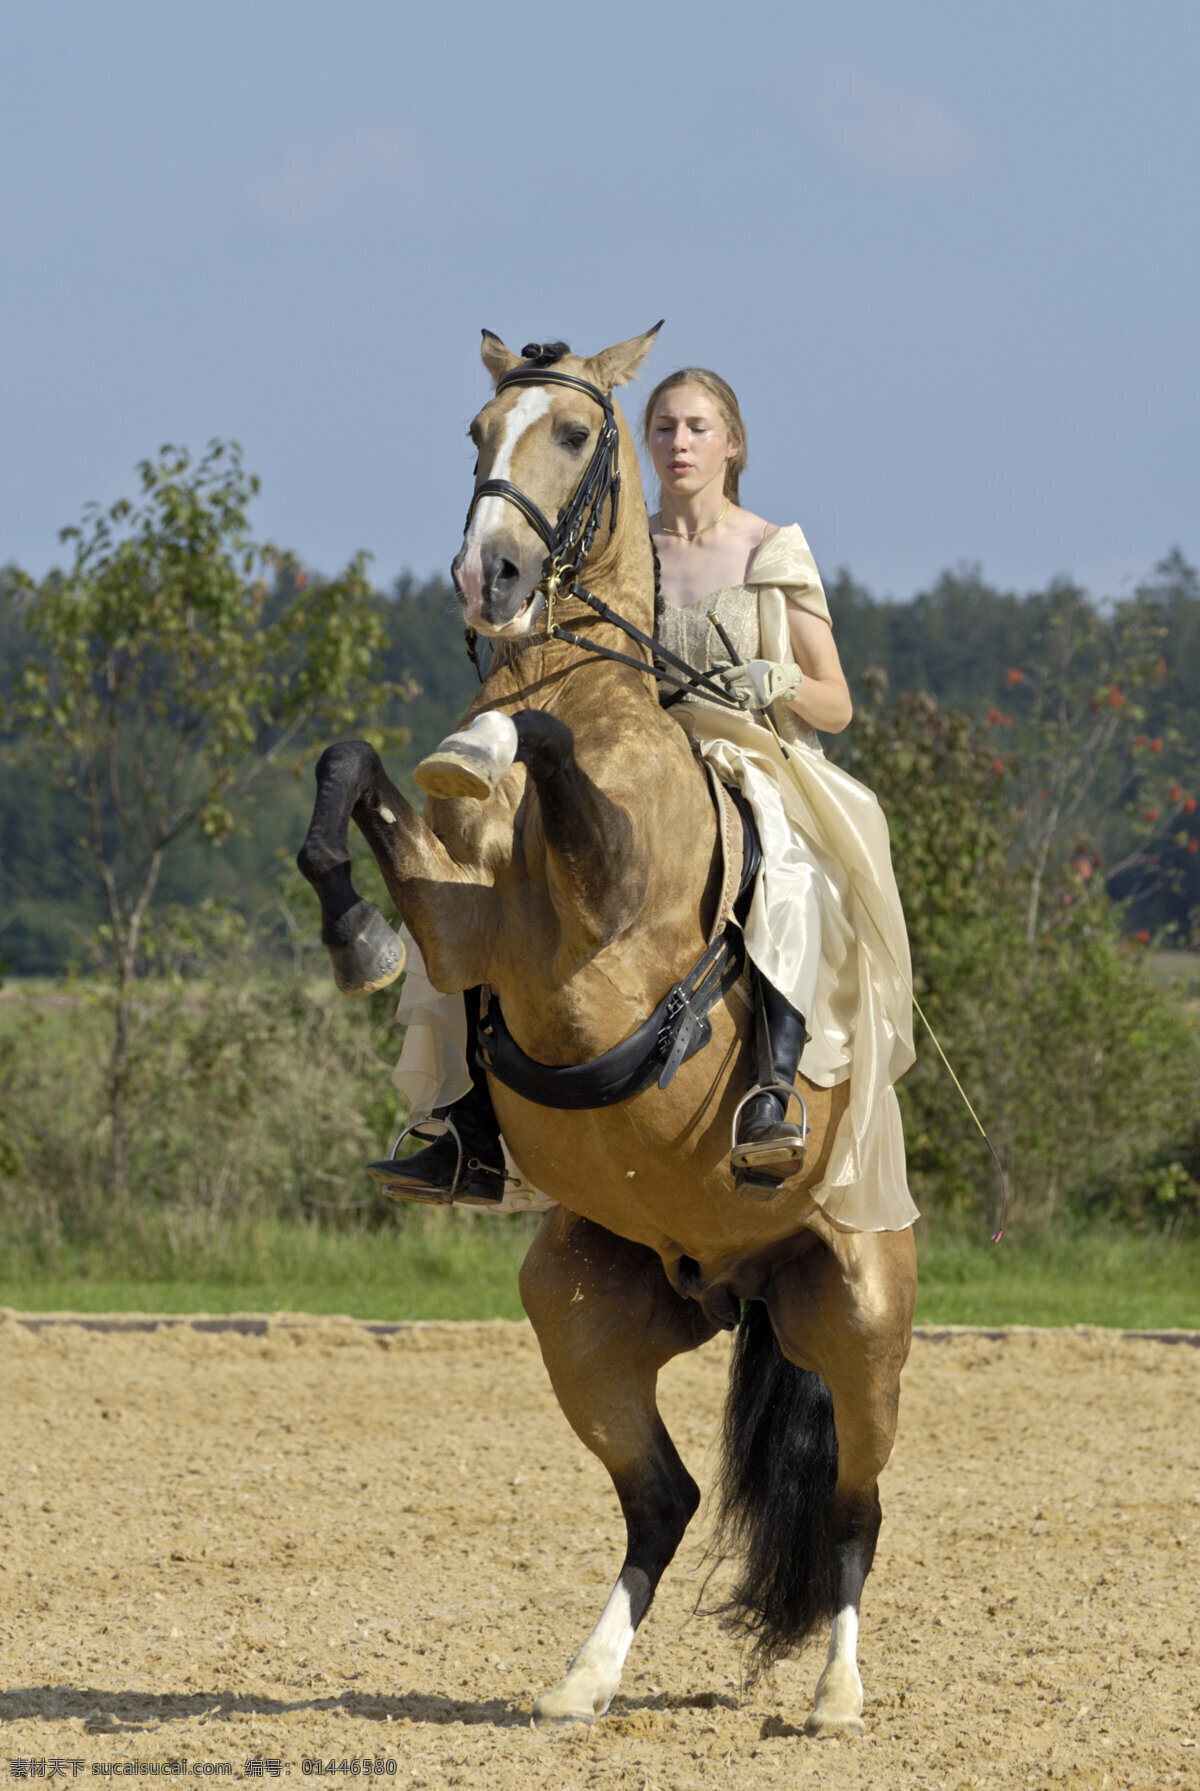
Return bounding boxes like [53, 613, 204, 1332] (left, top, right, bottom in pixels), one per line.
[325, 902, 405, 996]
[414, 745, 501, 802]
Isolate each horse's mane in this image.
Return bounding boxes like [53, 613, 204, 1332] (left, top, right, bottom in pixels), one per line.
[520, 341, 570, 367]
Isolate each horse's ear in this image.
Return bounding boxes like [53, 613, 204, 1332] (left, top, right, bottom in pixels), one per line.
[583, 322, 664, 393]
[480, 329, 522, 386]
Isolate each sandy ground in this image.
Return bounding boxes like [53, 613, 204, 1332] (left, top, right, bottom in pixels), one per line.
[0, 1313, 1196, 1790]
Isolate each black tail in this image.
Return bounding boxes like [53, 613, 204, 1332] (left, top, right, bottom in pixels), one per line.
[715, 1299, 839, 1668]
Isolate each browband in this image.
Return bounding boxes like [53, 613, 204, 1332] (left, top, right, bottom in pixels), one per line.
[494, 367, 615, 414]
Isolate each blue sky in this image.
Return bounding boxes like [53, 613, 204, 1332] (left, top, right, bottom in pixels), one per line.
[2, 0, 1196, 601]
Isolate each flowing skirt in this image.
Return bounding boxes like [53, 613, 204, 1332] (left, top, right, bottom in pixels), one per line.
[669, 699, 918, 1231]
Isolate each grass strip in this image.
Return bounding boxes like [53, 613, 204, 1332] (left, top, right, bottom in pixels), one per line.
[1, 1216, 1197, 1329]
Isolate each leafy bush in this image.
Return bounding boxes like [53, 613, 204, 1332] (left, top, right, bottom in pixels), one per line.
[836, 683, 1200, 1230]
[0, 901, 404, 1276]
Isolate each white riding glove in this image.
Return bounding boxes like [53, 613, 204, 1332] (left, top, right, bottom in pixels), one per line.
[717, 658, 803, 712]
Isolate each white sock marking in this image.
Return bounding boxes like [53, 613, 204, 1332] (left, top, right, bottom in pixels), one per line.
[463, 710, 517, 765]
[561, 1580, 635, 1713]
[457, 387, 553, 612]
[826, 1603, 859, 1672]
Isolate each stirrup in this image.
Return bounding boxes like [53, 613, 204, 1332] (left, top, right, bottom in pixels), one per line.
[374, 1113, 512, 1207]
[380, 1112, 466, 1204]
[729, 1080, 809, 1197]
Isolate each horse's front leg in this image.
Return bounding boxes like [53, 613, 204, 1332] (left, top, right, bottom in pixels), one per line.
[512, 710, 647, 961]
[518, 1207, 716, 1727]
[297, 738, 497, 995]
[417, 708, 646, 973]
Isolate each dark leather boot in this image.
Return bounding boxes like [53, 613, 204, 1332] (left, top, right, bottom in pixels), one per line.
[367, 990, 508, 1205]
[731, 978, 808, 1199]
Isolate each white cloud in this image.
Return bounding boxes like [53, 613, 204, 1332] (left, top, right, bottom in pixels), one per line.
[808, 61, 983, 188]
[245, 127, 421, 237]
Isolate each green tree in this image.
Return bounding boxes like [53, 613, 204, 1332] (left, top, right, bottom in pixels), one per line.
[4, 442, 404, 1196]
[995, 580, 1197, 944]
[838, 679, 1200, 1228]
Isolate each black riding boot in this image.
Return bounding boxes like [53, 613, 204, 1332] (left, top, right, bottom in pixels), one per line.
[731, 975, 809, 1198]
[367, 988, 508, 1205]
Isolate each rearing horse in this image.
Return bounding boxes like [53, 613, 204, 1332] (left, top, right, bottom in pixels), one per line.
[298, 326, 917, 1738]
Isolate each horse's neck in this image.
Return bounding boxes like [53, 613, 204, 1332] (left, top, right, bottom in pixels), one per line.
[572, 408, 655, 631]
[575, 514, 655, 632]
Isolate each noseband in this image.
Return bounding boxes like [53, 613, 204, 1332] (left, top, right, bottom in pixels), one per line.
[465, 367, 621, 614]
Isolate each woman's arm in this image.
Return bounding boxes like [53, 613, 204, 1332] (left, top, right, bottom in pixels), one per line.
[783, 604, 853, 733]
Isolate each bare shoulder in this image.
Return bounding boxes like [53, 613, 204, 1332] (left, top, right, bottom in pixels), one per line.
[734, 508, 775, 541]
[730, 509, 776, 575]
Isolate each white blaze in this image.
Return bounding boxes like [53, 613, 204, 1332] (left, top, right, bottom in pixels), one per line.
[457, 386, 554, 614]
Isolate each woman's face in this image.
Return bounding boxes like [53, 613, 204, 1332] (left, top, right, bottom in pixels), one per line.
[647, 384, 736, 503]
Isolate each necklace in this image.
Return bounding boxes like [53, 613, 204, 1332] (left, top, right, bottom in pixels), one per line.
[658, 498, 730, 541]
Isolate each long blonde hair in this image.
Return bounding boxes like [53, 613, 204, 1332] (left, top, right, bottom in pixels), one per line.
[642, 367, 747, 503]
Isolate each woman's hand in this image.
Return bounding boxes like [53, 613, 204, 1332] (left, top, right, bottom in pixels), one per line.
[717, 659, 803, 711]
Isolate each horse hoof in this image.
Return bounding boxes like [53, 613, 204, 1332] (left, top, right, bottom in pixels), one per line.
[531, 1672, 610, 1729]
[803, 1711, 865, 1739]
[415, 712, 518, 802]
[531, 1704, 595, 1731]
[325, 902, 406, 996]
[414, 746, 500, 801]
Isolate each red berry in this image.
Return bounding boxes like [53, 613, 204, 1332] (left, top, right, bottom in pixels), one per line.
[1184, 797, 1198, 815]
[1151, 737, 1163, 752]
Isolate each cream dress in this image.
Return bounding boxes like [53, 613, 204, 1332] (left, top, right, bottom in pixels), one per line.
[392, 523, 917, 1230]
[655, 523, 917, 1231]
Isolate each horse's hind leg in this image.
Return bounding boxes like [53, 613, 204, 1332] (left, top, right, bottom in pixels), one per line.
[768, 1225, 917, 1737]
[519, 1207, 716, 1727]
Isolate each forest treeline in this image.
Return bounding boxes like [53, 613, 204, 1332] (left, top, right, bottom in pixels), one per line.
[3, 548, 1199, 974]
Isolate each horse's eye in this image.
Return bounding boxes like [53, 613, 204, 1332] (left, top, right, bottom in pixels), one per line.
[565, 428, 589, 451]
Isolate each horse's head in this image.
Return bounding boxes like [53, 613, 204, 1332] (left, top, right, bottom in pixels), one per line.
[452, 325, 661, 636]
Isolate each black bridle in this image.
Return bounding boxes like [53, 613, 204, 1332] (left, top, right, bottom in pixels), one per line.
[465, 367, 622, 604]
[464, 365, 742, 710]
